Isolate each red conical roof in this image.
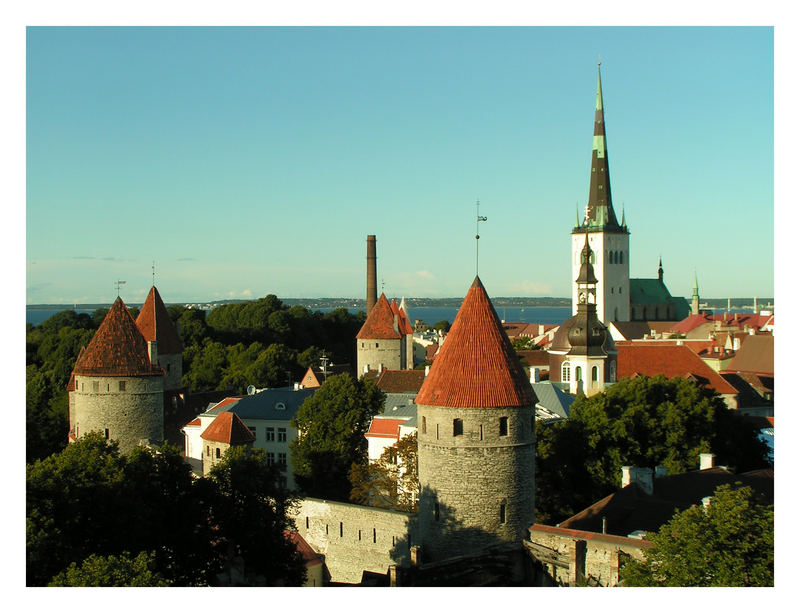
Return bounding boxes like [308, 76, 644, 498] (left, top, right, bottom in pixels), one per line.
[200, 411, 256, 444]
[136, 286, 183, 355]
[356, 293, 402, 340]
[416, 277, 536, 408]
[72, 297, 163, 377]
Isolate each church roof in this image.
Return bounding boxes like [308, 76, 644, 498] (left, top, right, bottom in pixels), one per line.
[72, 297, 163, 377]
[136, 286, 183, 355]
[629, 278, 672, 304]
[356, 293, 402, 340]
[415, 277, 537, 408]
[200, 411, 255, 444]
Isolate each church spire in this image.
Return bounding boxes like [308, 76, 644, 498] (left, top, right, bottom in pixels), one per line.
[584, 62, 620, 230]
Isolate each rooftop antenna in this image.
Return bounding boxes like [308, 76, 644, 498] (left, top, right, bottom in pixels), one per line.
[115, 280, 126, 297]
[476, 199, 487, 275]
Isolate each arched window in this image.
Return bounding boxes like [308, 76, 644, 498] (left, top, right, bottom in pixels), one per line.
[562, 361, 571, 382]
[575, 366, 582, 381]
[620, 252, 624, 265]
[592, 366, 599, 382]
[608, 250, 613, 264]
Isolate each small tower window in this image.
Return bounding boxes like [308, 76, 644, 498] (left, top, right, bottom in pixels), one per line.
[306, 517, 309, 529]
[339, 522, 343, 538]
[215, 447, 221, 459]
[436, 424, 439, 440]
[206, 445, 210, 457]
[453, 418, 463, 436]
[104, 428, 109, 440]
[592, 366, 599, 382]
[620, 252, 624, 265]
[576, 366, 582, 382]
[500, 502, 507, 524]
[373, 528, 377, 543]
[422, 416, 427, 434]
[499, 417, 508, 437]
[480, 424, 484, 440]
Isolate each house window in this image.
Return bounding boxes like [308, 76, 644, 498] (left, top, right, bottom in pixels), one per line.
[118, 381, 126, 392]
[500, 502, 507, 524]
[592, 366, 599, 382]
[453, 418, 463, 436]
[278, 428, 287, 442]
[107, 383, 110, 391]
[278, 452, 287, 468]
[562, 361, 571, 382]
[206, 445, 210, 457]
[499, 417, 508, 437]
[267, 452, 275, 466]
[266, 427, 275, 441]
[422, 416, 427, 434]
[215, 447, 221, 459]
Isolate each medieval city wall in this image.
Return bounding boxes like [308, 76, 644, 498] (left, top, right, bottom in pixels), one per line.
[417, 404, 536, 562]
[71, 375, 164, 454]
[291, 498, 413, 584]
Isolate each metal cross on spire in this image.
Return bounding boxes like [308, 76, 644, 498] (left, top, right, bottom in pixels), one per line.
[475, 199, 487, 275]
[115, 280, 126, 297]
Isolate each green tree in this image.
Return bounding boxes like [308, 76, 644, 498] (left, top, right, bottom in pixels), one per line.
[350, 432, 419, 512]
[432, 320, 451, 333]
[207, 446, 306, 586]
[535, 375, 771, 524]
[621, 484, 773, 586]
[290, 373, 384, 500]
[48, 551, 170, 587]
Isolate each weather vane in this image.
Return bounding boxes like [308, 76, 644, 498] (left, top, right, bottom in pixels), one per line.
[475, 199, 487, 276]
[115, 280, 126, 297]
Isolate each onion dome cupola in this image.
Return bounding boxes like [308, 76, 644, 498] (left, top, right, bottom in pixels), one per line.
[568, 235, 610, 357]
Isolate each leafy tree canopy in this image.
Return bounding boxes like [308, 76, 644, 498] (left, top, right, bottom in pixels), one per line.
[621, 484, 773, 586]
[290, 373, 385, 500]
[48, 551, 169, 587]
[535, 375, 771, 524]
[350, 432, 419, 512]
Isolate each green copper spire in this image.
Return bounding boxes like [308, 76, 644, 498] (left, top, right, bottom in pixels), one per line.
[583, 62, 621, 231]
[692, 270, 699, 298]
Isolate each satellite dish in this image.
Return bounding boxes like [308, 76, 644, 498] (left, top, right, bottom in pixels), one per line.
[247, 385, 256, 396]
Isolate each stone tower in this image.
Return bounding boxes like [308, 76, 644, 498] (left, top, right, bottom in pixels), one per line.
[551, 233, 617, 396]
[68, 297, 165, 454]
[572, 63, 630, 324]
[136, 285, 183, 392]
[415, 277, 537, 562]
[356, 293, 409, 376]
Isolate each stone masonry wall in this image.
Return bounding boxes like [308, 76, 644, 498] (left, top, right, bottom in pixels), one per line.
[417, 403, 536, 562]
[357, 338, 402, 376]
[291, 498, 413, 584]
[157, 352, 183, 391]
[71, 375, 164, 454]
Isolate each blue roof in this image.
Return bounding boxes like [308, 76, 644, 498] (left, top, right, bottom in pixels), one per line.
[205, 387, 317, 421]
[532, 382, 575, 420]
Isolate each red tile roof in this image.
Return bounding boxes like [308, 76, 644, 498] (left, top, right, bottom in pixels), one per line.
[356, 294, 402, 340]
[375, 369, 426, 393]
[670, 313, 712, 334]
[390, 299, 414, 335]
[616, 344, 738, 396]
[285, 531, 323, 567]
[184, 417, 202, 428]
[200, 411, 255, 444]
[416, 277, 537, 408]
[136, 286, 183, 355]
[72, 297, 163, 377]
[366, 418, 407, 438]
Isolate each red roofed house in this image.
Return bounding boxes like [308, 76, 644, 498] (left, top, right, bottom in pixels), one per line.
[416, 276, 537, 562]
[285, 531, 325, 587]
[365, 417, 411, 461]
[69, 296, 165, 453]
[356, 293, 413, 376]
[615, 343, 740, 408]
[200, 410, 256, 476]
[135, 285, 184, 394]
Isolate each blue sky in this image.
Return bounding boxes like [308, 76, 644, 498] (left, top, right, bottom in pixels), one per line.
[25, 25, 774, 304]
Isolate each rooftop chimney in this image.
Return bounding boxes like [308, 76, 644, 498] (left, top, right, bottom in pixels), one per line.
[621, 466, 653, 495]
[366, 235, 377, 315]
[699, 453, 716, 470]
[147, 340, 158, 365]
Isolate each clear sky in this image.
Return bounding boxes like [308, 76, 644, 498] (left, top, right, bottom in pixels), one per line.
[26, 25, 774, 304]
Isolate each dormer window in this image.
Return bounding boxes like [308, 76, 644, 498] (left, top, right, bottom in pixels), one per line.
[275, 402, 286, 411]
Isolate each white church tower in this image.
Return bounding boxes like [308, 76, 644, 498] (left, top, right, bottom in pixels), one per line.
[571, 62, 630, 324]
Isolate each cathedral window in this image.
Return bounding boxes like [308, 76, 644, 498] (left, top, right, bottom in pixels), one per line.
[499, 417, 508, 437]
[453, 418, 463, 436]
[620, 252, 624, 264]
[562, 362, 571, 382]
[480, 424, 484, 440]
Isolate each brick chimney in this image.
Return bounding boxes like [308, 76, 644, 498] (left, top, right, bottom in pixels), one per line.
[621, 466, 653, 495]
[366, 235, 377, 315]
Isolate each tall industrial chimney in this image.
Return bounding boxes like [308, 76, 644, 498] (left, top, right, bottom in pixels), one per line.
[366, 235, 377, 315]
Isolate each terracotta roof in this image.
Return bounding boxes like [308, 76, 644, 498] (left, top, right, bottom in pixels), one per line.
[366, 417, 407, 438]
[136, 286, 183, 355]
[390, 299, 414, 335]
[616, 344, 738, 396]
[416, 277, 537, 408]
[356, 294, 402, 340]
[285, 531, 323, 567]
[375, 369, 426, 393]
[200, 411, 255, 444]
[670, 313, 712, 335]
[183, 417, 202, 428]
[72, 297, 163, 377]
[425, 344, 439, 361]
[723, 335, 774, 376]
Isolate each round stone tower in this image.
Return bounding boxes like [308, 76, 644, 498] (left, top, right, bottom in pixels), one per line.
[415, 277, 537, 562]
[68, 296, 165, 454]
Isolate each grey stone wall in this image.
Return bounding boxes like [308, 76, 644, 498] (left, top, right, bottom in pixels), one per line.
[292, 498, 413, 584]
[156, 352, 183, 391]
[201, 440, 231, 476]
[357, 338, 403, 376]
[417, 403, 536, 562]
[71, 375, 164, 454]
